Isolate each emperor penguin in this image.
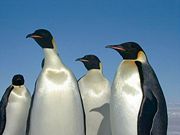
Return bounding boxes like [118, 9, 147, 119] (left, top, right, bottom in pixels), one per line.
[26, 29, 85, 135]
[76, 55, 111, 135]
[0, 74, 31, 135]
[106, 42, 168, 135]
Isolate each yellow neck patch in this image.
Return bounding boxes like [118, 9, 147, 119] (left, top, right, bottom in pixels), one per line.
[137, 51, 147, 63]
[99, 63, 103, 72]
[52, 38, 58, 53]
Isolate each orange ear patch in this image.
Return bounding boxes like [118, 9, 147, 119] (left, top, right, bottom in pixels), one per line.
[137, 51, 147, 62]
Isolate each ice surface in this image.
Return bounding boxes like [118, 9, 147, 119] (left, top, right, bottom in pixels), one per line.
[168, 104, 180, 135]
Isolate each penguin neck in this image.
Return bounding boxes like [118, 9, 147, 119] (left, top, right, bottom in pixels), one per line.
[12, 85, 29, 96]
[85, 69, 105, 83]
[87, 63, 103, 73]
[43, 48, 64, 69]
[86, 69, 103, 78]
[88, 69, 102, 73]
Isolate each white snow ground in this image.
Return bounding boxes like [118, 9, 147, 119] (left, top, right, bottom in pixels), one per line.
[168, 104, 180, 135]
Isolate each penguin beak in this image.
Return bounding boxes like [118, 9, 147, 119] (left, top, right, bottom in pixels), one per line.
[26, 33, 43, 39]
[105, 45, 126, 52]
[75, 58, 89, 62]
[26, 33, 33, 38]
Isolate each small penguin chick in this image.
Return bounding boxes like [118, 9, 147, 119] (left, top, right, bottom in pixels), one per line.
[0, 74, 31, 135]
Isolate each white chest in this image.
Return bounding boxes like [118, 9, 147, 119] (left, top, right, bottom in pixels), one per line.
[29, 69, 84, 135]
[78, 70, 111, 135]
[3, 87, 30, 135]
[78, 70, 110, 110]
[110, 61, 143, 135]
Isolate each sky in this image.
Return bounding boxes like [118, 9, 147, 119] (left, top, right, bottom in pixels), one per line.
[0, 0, 180, 104]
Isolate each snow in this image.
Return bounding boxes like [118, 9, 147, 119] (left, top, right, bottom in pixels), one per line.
[168, 104, 180, 135]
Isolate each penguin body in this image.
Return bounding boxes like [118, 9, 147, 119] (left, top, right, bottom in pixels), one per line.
[76, 55, 111, 135]
[26, 29, 85, 135]
[110, 60, 143, 135]
[0, 74, 31, 135]
[106, 42, 167, 135]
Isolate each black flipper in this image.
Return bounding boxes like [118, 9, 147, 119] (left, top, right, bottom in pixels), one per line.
[25, 92, 35, 135]
[0, 85, 14, 135]
[26, 80, 37, 135]
[77, 84, 86, 135]
[138, 94, 157, 135]
[136, 61, 168, 135]
[41, 58, 45, 68]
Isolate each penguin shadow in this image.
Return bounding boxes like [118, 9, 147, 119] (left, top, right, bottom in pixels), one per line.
[90, 103, 112, 135]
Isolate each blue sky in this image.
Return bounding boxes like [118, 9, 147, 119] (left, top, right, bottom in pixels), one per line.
[0, 0, 179, 103]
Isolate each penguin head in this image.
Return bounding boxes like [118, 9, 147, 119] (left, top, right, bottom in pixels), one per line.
[12, 74, 24, 86]
[106, 42, 144, 60]
[26, 29, 54, 49]
[76, 55, 102, 71]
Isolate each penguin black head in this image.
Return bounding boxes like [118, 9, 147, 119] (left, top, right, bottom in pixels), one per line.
[76, 55, 101, 71]
[106, 42, 144, 60]
[12, 74, 24, 86]
[26, 29, 54, 49]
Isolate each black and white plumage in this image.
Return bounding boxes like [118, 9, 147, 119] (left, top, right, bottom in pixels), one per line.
[76, 55, 111, 135]
[26, 29, 85, 135]
[0, 74, 31, 135]
[106, 42, 168, 135]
